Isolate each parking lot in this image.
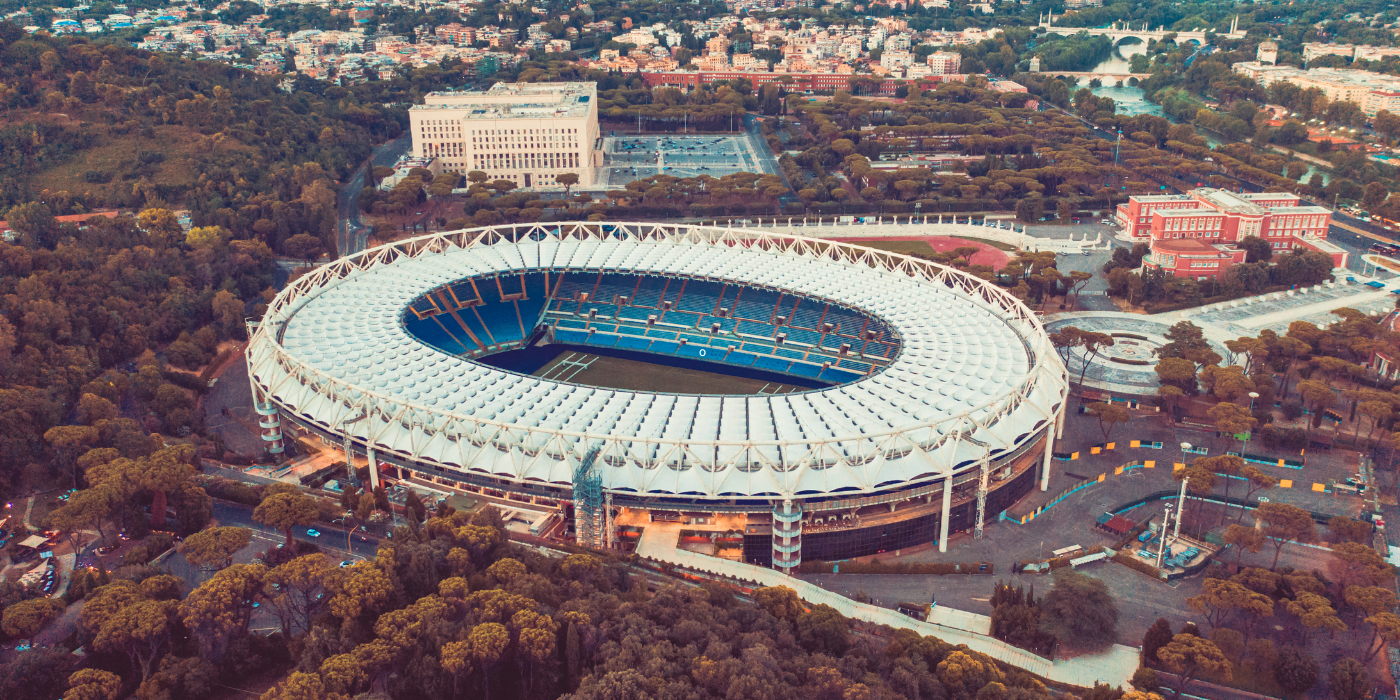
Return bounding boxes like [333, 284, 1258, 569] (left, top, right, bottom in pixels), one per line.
[599, 134, 766, 186]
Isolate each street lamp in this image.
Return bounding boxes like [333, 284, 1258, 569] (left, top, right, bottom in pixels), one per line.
[1248, 391, 1260, 412]
[1180, 441, 1191, 468]
[333, 515, 355, 554]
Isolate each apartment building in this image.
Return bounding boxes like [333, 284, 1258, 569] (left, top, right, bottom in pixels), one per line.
[1232, 62, 1400, 116]
[409, 82, 599, 189]
[927, 50, 961, 74]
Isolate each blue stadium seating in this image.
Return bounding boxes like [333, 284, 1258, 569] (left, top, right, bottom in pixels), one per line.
[405, 270, 898, 387]
[615, 335, 650, 351]
[754, 355, 791, 373]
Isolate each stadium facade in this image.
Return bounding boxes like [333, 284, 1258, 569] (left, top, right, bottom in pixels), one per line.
[246, 223, 1068, 571]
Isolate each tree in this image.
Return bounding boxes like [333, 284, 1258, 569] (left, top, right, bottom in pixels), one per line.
[1076, 331, 1115, 400]
[1211, 628, 1245, 665]
[64, 669, 122, 700]
[93, 598, 178, 682]
[265, 554, 334, 637]
[1039, 569, 1118, 651]
[47, 485, 117, 545]
[7, 201, 60, 249]
[261, 672, 326, 700]
[178, 563, 266, 660]
[404, 489, 426, 523]
[1155, 355, 1198, 390]
[45, 425, 99, 487]
[1285, 592, 1346, 644]
[1329, 658, 1371, 700]
[1223, 524, 1265, 570]
[253, 491, 319, 547]
[1256, 502, 1316, 569]
[557, 173, 579, 196]
[282, 233, 324, 262]
[467, 622, 509, 700]
[1086, 402, 1130, 442]
[1347, 585, 1397, 618]
[1273, 646, 1319, 695]
[1363, 183, 1388, 211]
[1328, 516, 1373, 545]
[1142, 618, 1174, 668]
[77, 393, 118, 425]
[753, 585, 805, 622]
[1329, 542, 1394, 587]
[2, 597, 66, 638]
[1016, 196, 1043, 223]
[1131, 668, 1161, 693]
[185, 226, 231, 249]
[1238, 466, 1277, 523]
[1239, 235, 1273, 263]
[1197, 454, 1245, 524]
[1156, 633, 1231, 700]
[1360, 612, 1400, 662]
[1186, 578, 1272, 630]
[798, 604, 851, 656]
[1298, 379, 1337, 428]
[1049, 327, 1083, 364]
[1066, 271, 1093, 306]
[179, 526, 251, 573]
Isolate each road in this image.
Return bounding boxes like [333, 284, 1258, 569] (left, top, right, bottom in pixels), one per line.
[337, 133, 413, 257]
[212, 500, 380, 562]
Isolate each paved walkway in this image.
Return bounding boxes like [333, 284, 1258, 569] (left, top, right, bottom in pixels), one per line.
[1044, 312, 1232, 394]
[714, 219, 1106, 254]
[634, 522, 1139, 688]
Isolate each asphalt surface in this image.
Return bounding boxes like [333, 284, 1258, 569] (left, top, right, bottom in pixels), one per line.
[203, 356, 263, 457]
[798, 407, 1373, 645]
[338, 133, 413, 257]
[211, 500, 379, 562]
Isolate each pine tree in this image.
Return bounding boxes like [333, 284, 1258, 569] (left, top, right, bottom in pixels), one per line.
[564, 621, 582, 688]
[1142, 618, 1174, 667]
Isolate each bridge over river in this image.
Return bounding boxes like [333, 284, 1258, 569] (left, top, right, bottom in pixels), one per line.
[1037, 14, 1247, 46]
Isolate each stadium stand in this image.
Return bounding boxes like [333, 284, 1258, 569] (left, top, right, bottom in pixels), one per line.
[402, 270, 898, 382]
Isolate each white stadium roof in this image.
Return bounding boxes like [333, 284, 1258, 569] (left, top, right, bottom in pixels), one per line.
[248, 223, 1067, 503]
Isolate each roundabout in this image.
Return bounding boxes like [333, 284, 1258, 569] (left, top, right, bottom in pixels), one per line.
[1044, 312, 1229, 395]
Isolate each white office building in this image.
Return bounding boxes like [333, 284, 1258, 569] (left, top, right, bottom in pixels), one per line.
[409, 81, 599, 189]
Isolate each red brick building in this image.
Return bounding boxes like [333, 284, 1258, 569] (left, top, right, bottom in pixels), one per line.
[1118, 188, 1343, 281]
[637, 71, 965, 96]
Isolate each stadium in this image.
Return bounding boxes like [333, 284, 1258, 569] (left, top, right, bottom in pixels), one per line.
[245, 223, 1068, 570]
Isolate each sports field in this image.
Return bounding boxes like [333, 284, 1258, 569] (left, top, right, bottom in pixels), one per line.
[533, 350, 811, 395]
[598, 134, 765, 187]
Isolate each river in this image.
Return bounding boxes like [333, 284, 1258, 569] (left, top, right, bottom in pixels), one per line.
[1079, 42, 1332, 185]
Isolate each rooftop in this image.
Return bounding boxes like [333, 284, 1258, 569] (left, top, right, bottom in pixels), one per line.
[1154, 239, 1235, 257]
[413, 81, 596, 120]
[1194, 188, 1267, 216]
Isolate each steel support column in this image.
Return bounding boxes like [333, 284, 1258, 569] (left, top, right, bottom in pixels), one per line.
[939, 473, 954, 553]
[1041, 427, 1055, 492]
[367, 446, 380, 490]
[975, 461, 989, 539]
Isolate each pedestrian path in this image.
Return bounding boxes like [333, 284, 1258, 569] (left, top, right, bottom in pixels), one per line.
[635, 523, 1139, 688]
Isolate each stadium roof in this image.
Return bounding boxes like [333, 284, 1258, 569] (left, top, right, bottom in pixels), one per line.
[249, 224, 1067, 502]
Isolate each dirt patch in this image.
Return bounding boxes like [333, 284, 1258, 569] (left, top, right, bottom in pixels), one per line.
[535, 350, 811, 395]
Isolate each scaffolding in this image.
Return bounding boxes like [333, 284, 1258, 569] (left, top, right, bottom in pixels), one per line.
[573, 444, 606, 548]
